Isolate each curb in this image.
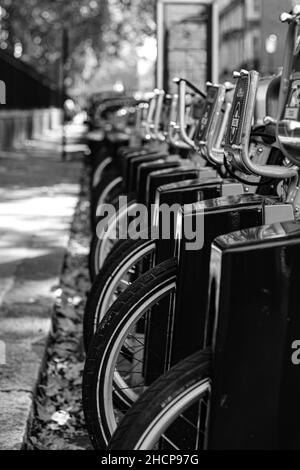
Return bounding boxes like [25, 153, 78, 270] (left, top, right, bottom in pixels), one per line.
[0, 149, 83, 450]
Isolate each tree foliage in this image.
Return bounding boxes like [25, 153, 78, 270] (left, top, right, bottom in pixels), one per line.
[0, 0, 156, 90]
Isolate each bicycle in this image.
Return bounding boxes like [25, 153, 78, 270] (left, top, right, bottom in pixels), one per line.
[83, 66, 293, 449]
[107, 6, 300, 450]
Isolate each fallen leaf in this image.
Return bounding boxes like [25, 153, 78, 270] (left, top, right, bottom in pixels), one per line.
[36, 402, 56, 423]
[51, 410, 71, 426]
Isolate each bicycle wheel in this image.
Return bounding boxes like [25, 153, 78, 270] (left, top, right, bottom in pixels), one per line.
[82, 258, 177, 449]
[84, 237, 156, 351]
[91, 170, 123, 229]
[88, 199, 138, 281]
[109, 349, 211, 450]
[92, 156, 113, 188]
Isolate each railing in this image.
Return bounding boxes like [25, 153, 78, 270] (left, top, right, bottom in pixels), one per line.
[0, 108, 62, 151]
[0, 49, 65, 151]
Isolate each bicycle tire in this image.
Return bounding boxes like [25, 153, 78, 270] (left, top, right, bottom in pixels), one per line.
[84, 237, 156, 351]
[90, 169, 122, 229]
[88, 198, 138, 281]
[82, 258, 178, 449]
[109, 349, 211, 450]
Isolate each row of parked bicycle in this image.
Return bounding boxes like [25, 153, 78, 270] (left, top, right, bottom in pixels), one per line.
[82, 6, 300, 450]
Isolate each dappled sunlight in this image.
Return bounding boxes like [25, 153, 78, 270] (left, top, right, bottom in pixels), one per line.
[0, 316, 51, 339]
[24, 138, 88, 156]
[0, 139, 82, 309]
[0, 185, 78, 204]
[0, 245, 50, 266]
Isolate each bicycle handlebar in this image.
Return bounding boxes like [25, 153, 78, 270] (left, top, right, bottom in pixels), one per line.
[173, 77, 206, 99]
[209, 97, 232, 165]
[153, 89, 165, 140]
[178, 80, 196, 149]
[167, 93, 192, 150]
[144, 93, 157, 139]
[232, 70, 297, 179]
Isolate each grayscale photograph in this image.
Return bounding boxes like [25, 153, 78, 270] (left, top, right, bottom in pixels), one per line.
[0, 0, 299, 456]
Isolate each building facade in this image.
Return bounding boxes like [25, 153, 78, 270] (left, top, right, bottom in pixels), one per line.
[219, 0, 292, 81]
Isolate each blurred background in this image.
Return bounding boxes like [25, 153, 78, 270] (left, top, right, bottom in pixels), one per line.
[0, 0, 296, 110]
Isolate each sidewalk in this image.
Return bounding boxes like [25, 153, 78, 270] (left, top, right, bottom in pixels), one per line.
[0, 127, 86, 449]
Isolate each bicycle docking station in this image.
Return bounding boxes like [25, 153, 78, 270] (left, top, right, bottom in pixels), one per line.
[206, 221, 300, 449]
[206, 20, 300, 449]
[83, 5, 300, 451]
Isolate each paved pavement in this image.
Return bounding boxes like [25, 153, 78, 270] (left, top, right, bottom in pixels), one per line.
[0, 125, 86, 449]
